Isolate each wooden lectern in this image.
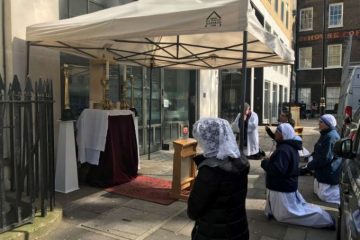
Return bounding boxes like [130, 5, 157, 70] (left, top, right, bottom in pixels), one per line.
[170, 138, 197, 200]
[291, 106, 303, 138]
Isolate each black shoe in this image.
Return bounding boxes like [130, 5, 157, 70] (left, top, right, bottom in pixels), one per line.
[260, 150, 266, 157]
[247, 153, 263, 160]
[299, 166, 313, 176]
[266, 213, 274, 220]
[322, 216, 336, 231]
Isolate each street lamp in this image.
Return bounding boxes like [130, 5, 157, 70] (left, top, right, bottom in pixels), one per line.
[320, 0, 327, 115]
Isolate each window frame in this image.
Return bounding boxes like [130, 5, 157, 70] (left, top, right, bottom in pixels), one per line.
[327, 44, 342, 67]
[281, 0, 285, 22]
[328, 2, 343, 28]
[298, 47, 312, 69]
[325, 87, 340, 111]
[298, 88, 311, 110]
[299, 7, 313, 32]
[285, 3, 289, 28]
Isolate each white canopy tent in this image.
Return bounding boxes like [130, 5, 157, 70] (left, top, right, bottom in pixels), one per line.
[26, 0, 294, 156]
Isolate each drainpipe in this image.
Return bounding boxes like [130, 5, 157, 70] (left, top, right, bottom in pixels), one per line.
[320, 0, 327, 115]
[2, 0, 6, 86]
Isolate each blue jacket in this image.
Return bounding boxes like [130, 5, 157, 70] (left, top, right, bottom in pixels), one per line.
[261, 139, 302, 192]
[307, 127, 342, 185]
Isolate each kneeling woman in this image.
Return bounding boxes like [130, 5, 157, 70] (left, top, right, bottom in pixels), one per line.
[261, 123, 334, 228]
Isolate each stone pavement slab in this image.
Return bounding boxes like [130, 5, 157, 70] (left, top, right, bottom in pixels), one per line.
[40, 123, 337, 240]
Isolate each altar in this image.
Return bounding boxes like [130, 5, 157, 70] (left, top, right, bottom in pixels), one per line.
[76, 109, 139, 187]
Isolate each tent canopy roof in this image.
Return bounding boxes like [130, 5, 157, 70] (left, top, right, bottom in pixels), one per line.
[27, 0, 294, 69]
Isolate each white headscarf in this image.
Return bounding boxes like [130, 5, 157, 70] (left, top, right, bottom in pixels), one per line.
[276, 123, 300, 140]
[192, 118, 240, 159]
[320, 114, 337, 128]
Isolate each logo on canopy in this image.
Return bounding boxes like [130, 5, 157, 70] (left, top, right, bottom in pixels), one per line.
[205, 11, 222, 28]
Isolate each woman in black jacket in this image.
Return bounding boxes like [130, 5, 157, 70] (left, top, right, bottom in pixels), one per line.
[188, 118, 250, 240]
[261, 123, 335, 228]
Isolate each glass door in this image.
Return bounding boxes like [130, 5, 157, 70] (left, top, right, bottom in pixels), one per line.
[125, 66, 145, 154]
[144, 68, 162, 153]
[219, 70, 242, 123]
[163, 69, 192, 147]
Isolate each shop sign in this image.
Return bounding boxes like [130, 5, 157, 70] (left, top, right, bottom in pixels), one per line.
[299, 29, 360, 42]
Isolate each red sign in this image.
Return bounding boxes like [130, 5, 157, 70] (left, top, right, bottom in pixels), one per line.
[298, 29, 360, 42]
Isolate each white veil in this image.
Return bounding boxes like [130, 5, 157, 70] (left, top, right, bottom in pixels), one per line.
[192, 118, 240, 160]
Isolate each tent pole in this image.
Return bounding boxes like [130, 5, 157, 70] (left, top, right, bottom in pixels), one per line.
[148, 63, 153, 160]
[239, 31, 248, 153]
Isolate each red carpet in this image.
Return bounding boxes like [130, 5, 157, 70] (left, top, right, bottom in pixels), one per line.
[105, 175, 176, 205]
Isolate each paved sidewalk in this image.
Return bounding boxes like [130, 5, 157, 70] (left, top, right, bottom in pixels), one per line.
[47, 119, 337, 240]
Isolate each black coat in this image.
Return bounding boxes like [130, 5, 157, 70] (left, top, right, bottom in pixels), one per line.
[188, 155, 249, 240]
[261, 139, 302, 192]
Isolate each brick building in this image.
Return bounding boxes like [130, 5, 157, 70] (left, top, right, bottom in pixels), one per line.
[295, 0, 360, 114]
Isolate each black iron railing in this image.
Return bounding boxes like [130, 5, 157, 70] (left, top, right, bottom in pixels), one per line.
[0, 75, 55, 233]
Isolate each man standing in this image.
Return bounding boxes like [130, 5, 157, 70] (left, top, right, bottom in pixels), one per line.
[239, 103, 262, 159]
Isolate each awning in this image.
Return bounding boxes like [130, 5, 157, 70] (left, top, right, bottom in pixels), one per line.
[26, 0, 295, 157]
[27, 0, 294, 69]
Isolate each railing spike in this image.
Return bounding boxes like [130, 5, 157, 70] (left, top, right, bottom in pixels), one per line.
[37, 78, 44, 95]
[8, 83, 12, 96]
[12, 75, 22, 95]
[24, 76, 33, 94]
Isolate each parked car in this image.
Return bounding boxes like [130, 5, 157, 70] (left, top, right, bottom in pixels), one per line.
[334, 120, 360, 240]
[337, 65, 360, 134]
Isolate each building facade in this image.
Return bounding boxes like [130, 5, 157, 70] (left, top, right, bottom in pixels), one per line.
[296, 0, 360, 114]
[0, 0, 295, 156]
[219, 0, 295, 124]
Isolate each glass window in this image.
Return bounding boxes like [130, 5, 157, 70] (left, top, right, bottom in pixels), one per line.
[272, 84, 278, 120]
[126, 66, 143, 125]
[281, 0, 285, 22]
[69, 0, 88, 17]
[109, 64, 123, 103]
[219, 69, 242, 121]
[299, 47, 312, 69]
[164, 69, 190, 122]
[274, 0, 278, 13]
[146, 68, 161, 125]
[326, 87, 340, 111]
[264, 81, 271, 122]
[284, 87, 288, 102]
[286, 7, 289, 28]
[329, 3, 343, 28]
[279, 85, 283, 104]
[89, 0, 105, 13]
[163, 69, 192, 143]
[68, 65, 90, 118]
[300, 7, 313, 31]
[298, 88, 311, 109]
[327, 44, 342, 67]
[264, 21, 272, 33]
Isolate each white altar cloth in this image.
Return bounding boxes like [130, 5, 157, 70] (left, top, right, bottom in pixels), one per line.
[76, 109, 134, 165]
